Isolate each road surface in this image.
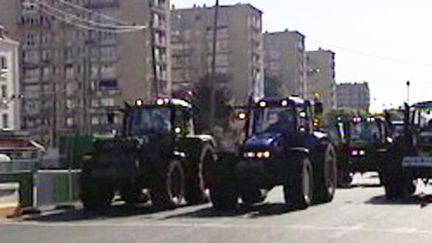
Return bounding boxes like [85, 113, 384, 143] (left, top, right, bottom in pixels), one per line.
[1, 174, 432, 243]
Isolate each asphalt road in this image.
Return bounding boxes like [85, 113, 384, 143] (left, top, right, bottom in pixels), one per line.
[1, 174, 432, 243]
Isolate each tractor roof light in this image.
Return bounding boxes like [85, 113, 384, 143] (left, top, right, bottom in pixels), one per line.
[259, 101, 267, 108]
[135, 99, 144, 106]
[237, 112, 247, 120]
[156, 98, 165, 105]
[281, 100, 289, 107]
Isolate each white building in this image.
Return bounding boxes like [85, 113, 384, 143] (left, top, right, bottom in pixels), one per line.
[0, 25, 20, 130]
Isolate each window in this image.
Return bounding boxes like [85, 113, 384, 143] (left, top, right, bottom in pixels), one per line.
[1, 85, 7, 98]
[2, 114, 8, 128]
[0, 57, 6, 69]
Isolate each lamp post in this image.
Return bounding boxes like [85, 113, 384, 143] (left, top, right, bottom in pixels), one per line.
[406, 80, 410, 105]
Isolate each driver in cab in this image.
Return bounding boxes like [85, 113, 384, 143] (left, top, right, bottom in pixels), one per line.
[265, 111, 296, 137]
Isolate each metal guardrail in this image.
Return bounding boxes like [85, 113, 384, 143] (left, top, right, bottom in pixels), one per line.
[35, 170, 81, 208]
[0, 158, 82, 217]
[0, 160, 40, 173]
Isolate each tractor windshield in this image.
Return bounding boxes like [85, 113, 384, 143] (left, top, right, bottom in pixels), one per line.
[350, 121, 381, 143]
[129, 108, 172, 136]
[253, 107, 296, 134]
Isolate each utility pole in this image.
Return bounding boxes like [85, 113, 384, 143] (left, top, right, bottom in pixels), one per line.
[209, 0, 219, 134]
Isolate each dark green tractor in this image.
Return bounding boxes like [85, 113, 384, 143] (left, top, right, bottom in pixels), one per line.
[79, 98, 217, 210]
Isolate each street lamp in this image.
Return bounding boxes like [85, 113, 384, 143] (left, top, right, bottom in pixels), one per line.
[406, 80, 410, 105]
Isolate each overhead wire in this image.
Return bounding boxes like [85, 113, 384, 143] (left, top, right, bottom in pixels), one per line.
[33, 0, 146, 32]
[58, 0, 129, 25]
[39, 0, 145, 30]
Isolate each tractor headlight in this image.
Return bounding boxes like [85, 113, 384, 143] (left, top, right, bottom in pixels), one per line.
[359, 150, 366, 156]
[351, 150, 358, 156]
[244, 151, 271, 159]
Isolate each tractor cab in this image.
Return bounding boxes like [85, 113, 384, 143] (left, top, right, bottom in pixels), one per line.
[348, 116, 391, 173]
[124, 98, 195, 139]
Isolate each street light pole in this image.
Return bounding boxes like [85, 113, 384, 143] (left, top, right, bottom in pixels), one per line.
[406, 80, 410, 105]
[209, 0, 219, 134]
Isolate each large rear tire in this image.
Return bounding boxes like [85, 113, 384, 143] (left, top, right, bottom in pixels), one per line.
[184, 150, 214, 205]
[150, 159, 185, 209]
[209, 154, 238, 210]
[284, 157, 313, 210]
[314, 144, 338, 203]
[80, 177, 114, 211]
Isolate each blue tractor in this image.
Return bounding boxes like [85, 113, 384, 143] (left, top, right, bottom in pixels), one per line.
[209, 97, 338, 210]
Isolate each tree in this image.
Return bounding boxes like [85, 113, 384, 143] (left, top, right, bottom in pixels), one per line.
[264, 74, 283, 98]
[191, 73, 233, 134]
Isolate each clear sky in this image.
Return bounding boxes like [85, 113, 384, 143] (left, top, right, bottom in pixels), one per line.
[171, 0, 432, 112]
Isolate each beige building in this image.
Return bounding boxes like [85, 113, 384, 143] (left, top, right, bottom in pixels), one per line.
[0, 0, 171, 146]
[336, 82, 370, 112]
[0, 26, 20, 130]
[306, 48, 336, 110]
[264, 30, 307, 98]
[171, 3, 264, 104]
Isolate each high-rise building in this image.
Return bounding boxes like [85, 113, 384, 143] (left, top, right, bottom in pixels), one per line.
[264, 30, 306, 98]
[0, 0, 171, 146]
[306, 48, 336, 110]
[336, 82, 370, 112]
[0, 25, 20, 130]
[170, 3, 264, 104]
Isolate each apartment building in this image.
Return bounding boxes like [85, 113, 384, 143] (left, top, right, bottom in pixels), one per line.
[264, 30, 307, 98]
[171, 3, 264, 104]
[0, 0, 171, 146]
[336, 82, 370, 112]
[0, 25, 20, 130]
[306, 48, 336, 110]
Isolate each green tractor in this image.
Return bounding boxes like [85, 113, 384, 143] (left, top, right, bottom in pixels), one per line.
[78, 98, 217, 210]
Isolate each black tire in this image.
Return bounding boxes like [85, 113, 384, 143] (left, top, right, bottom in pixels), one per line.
[314, 144, 338, 203]
[120, 184, 148, 205]
[150, 159, 185, 209]
[240, 188, 267, 205]
[184, 149, 214, 205]
[80, 177, 114, 211]
[284, 157, 313, 210]
[209, 155, 238, 210]
[380, 145, 417, 200]
[384, 177, 416, 199]
[337, 169, 353, 188]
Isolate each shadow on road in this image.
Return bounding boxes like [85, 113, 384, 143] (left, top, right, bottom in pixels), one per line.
[338, 183, 382, 190]
[21, 203, 186, 222]
[365, 194, 428, 206]
[162, 203, 298, 220]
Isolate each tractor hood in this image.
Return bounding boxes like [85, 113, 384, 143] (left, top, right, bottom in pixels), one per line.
[242, 133, 283, 151]
[92, 133, 173, 153]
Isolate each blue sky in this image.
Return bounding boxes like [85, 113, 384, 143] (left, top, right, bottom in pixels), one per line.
[172, 0, 432, 111]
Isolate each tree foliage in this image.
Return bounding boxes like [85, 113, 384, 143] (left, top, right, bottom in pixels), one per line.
[191, 73, 233, 133]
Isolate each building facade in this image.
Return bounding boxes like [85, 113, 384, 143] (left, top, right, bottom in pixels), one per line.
[264, 30, 306, 98]
[306, 48, 336, 110]
[0, 0, 171, 146]
[336, 82, 370, 112]
[171, 3, 264, 104]
[0, 26, 20, 130]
